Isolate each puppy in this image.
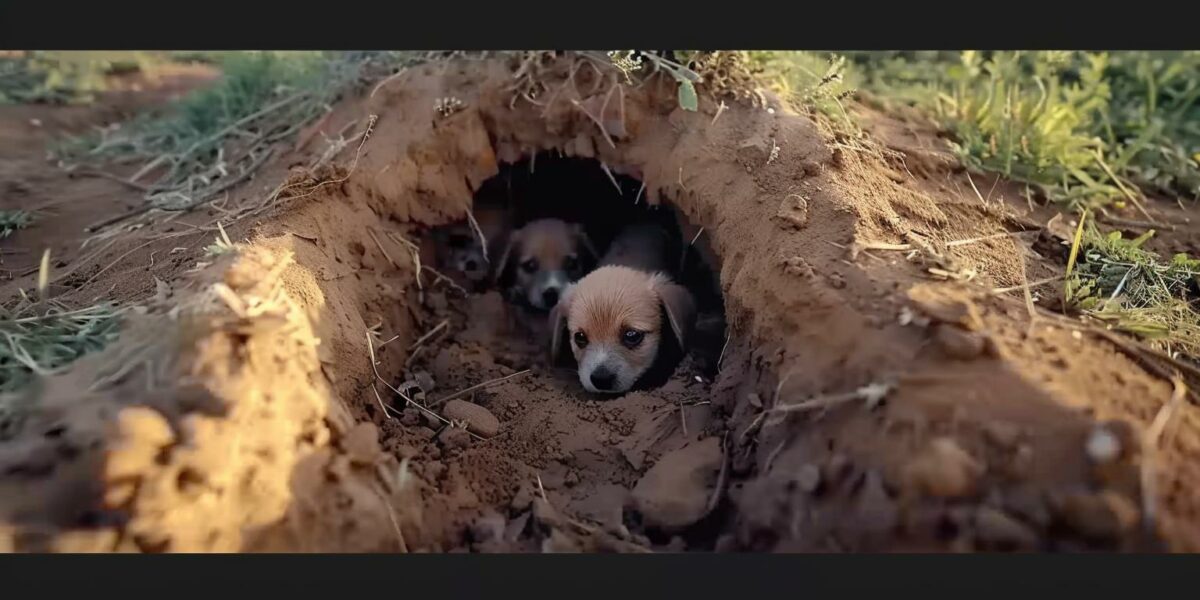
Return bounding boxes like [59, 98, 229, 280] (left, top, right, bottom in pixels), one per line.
[550, 222, 697, 394]
[435, 204, 512, 290]
[497, 218, 597, 311]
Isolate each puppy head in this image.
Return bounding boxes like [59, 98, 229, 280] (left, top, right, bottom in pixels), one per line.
[550, 266, 696, 394]
[497, 219, 595, 311]
[439, 225, 489, 284]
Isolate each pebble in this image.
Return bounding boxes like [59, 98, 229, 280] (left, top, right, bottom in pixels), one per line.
[797, 463, 822, 494]
[630, 437, 723, 531]
[1056, 490, 1141, 541]
[902, 437, 985, 499]
[933, 324, 986, 359]
[442, 400, 500, 438]
[983, 421, 1022, 450]
[510, 485, 533, 511]
[974, 507, 1039, 550]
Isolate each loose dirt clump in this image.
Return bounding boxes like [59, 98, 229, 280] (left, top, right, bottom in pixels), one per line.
[2, 53, 1199, 553]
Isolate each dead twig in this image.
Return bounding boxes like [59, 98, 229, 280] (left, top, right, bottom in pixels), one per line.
[431, 369, 531, 408]
[408, 319, 449, 351]
[1141, 375, 1186, 534]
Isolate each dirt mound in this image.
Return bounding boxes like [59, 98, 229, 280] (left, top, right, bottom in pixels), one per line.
[1, 54, 1198, 552]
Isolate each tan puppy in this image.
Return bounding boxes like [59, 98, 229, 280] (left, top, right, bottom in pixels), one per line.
[497, 218, 597, 311]
[550, 223, 696, 394]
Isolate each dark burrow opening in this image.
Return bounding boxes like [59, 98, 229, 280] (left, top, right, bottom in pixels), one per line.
[380, 152, 737, 550]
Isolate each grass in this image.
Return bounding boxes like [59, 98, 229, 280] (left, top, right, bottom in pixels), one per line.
[0, 210, 34, 239]
[0, 51, 170, 105]
[1065, 218, 1200, 356]
[840, 51, 1200, 210]
[55, 51, 419, 222]
[0, 298, 121, 394]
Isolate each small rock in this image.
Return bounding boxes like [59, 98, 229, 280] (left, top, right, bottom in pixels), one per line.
[442, 400, 500, 438]
[974, 507, 1039, 550]
[532, 498, 563, 529]
[983, 421, 1022, 450]
[564, 471, 580, 488]
[470, 512, 506, 543]
[1086, 420, 1136, 464]
[902, 437, 985, 499]
[630, 437, 723, 531]
[541, 528, 582, 553]
[747, 393, 763, 409]
[1085, 427, 1121, 464]
[933, 324, 986, 359]
[342, 422, 381, 465]
[440, 427, 472, 450]
[510, 485, 534, 511]
[797, 463, 822, 494]
[1057, 490, 1141, 542]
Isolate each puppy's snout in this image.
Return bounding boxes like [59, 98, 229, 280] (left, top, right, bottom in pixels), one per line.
[463, 258, 479, 272]
[541, 287, 560, 307]
[589, 367, 617, 391]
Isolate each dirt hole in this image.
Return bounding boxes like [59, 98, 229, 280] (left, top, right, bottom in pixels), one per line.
[372, 152, 732, 550]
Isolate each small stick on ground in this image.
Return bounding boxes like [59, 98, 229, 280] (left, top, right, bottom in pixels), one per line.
[408, 319, 449, 351]
[371, 384, 393, 420]
[1141, 374, 1186, 534]
[431, 369, 531, 408]
[992, 275, 1065, 295]
[711, 100, 728, 126]
[464, 210, 490, 265]
[367, 228, 401, 270]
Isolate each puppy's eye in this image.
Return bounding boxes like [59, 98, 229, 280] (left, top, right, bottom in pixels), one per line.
[573, 331, 589, 348]
[563, 255, 579, 272]
[521, 258, 538, 274]
[622, 329, 645, 348]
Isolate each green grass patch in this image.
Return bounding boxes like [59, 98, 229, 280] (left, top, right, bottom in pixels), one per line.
[0, 51, 169, 105]
[0, 210, 34, 239]
[0, 299, 121, 394]
[842, 51, 1200, 209]
[1066, 218, 1200, 356]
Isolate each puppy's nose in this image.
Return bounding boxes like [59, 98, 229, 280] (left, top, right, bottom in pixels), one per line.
[542, 288, 560, 307]
[589, 368, 616, 391]
[463, 259, 478, 272]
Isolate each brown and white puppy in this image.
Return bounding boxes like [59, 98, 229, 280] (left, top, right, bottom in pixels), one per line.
[550, 222, 696, 394]
[497, 218, 597, 311]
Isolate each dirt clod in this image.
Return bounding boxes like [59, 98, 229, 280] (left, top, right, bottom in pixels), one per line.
[974, 507, 1039, 550]
[1056, 490, 1141, 542]
[630, 437, 723, 531]
[932, 324, 987, 360]
[902, 437, 985, 499]
[442, 400, 500, 438]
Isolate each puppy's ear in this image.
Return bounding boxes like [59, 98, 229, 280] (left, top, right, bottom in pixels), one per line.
[571, 223, 599, 263]
[549, 284, 576, 363]
[493, 227, 523, 286]
[652, 275, 697, 348]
